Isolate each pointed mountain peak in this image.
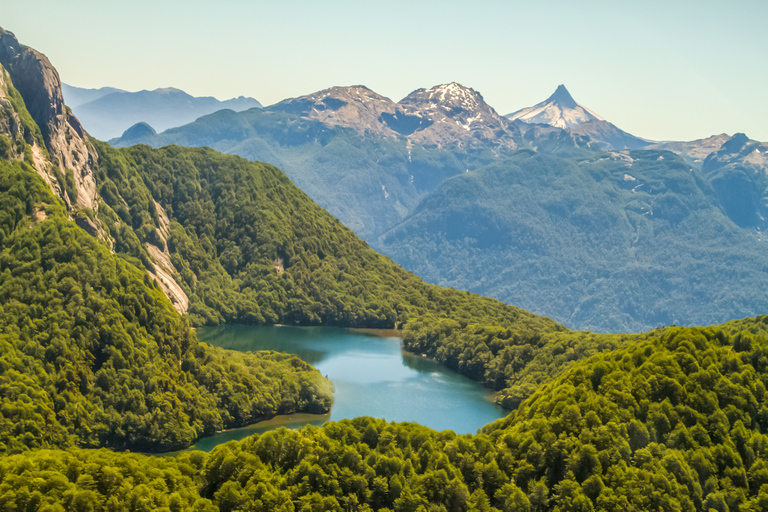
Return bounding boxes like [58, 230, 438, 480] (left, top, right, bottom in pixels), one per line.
[507, 85, 603, 129]
[547, 84, 578, 109]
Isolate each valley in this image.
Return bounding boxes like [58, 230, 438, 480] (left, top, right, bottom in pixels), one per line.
[2, 21, 768, 512]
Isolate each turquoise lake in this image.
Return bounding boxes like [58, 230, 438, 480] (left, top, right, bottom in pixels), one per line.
[187, 325, 507, 451]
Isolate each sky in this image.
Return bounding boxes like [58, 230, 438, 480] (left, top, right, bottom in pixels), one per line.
[4, 0, 767, 141]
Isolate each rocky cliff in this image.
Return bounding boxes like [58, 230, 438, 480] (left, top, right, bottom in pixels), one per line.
[0, 28, 99, 214]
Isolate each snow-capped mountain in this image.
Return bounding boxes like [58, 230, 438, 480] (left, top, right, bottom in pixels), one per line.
[397, 82, 519, 149]
[269, 82, 521, 149]
[507, 85, 648, 150]
[507, 84, 603, 129]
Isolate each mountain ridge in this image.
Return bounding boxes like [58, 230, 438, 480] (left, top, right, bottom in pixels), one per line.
[66, 84, 263, 140]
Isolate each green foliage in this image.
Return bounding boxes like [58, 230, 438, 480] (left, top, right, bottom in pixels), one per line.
[403, 317, 640, 406]
[110, 107, 514, 240]
[0, 133, 10, 159]
[378, 150, 768, 333]
[91, 140, 561, 338]
[1, 76, 47, 156]
[0, 158, 332, 453]
[8, 316, 768, 512]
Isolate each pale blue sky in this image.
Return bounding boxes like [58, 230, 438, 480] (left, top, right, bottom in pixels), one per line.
[4, 0, 767, 141]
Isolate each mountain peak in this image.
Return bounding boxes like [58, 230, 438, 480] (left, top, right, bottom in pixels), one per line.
[399, 82, 485, 111]
[269, 85, 397, 136]
[507, 85, 602, 129]
[396, 83, 519, 149]
[547, 84, 578, 109]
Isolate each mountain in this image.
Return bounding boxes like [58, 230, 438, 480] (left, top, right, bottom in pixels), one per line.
[647, 133, 731, 167]
[110, 83, 524, 239]
[508, 85, 649, 150]
[0, 26, 333, 453]
[1, 26, 578, 454]
[61, 82, 125, 107]
[702, 133, 768, 229]
[108, 81, 768, 333]
[507, 84, 603, 128]
[376, 149, 768, 333]
[396, 82, 520, 149]
[270, 84, 400, 136]
[69, 86, 262, 139]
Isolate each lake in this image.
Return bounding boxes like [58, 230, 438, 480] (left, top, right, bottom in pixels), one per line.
[186, 325, 506, 451]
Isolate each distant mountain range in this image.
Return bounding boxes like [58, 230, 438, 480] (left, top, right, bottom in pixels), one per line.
[109, 81, 768, 332]
[62, 83, 262, 139]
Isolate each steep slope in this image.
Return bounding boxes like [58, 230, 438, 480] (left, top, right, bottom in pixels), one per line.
[71, 86, 262, 140]
[0, 28, 336, 453]
[702, 133, 768, 229]
[508, 85, 649, 150]
[0, 149, 332, 454]
[0, 28, 100, 215]
[377, 149, 768, 333]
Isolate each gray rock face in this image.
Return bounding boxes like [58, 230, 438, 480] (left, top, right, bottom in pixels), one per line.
[0, 28, 65, 144]
[0, 27, 99, 212]
[272, 85, 399, 137]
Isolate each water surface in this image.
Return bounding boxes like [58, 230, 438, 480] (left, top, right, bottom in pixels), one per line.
[188, 325, 506, 450]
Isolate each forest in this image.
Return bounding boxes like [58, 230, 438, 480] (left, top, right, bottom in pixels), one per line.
[3, 319, 768, 511]
[0, 156, 333, 453]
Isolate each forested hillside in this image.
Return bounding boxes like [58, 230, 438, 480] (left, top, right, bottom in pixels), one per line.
[92, 141, 558, 334]
[0, 156, 333, 453]
[4, 317, 768, 511]
[0, 31, 333, 453]
[378, 150, 768, 332]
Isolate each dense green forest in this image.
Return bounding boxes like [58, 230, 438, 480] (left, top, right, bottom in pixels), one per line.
[0, 155, 333, 453]
[4, 318, 768, 511]
[378, 150, 768, 333]
[91, 141, 561, 333]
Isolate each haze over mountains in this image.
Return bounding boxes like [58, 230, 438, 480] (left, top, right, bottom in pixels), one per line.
[63, 83, 262, 140]
[109, 81, 768, 333]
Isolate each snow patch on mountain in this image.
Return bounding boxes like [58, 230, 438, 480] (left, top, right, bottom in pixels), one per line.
[507, 85, 603, 129]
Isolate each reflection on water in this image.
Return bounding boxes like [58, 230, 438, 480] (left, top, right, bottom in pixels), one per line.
[185, 325, 507, 452]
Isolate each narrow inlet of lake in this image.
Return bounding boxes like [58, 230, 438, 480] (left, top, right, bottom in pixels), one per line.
[188, 325, 506, 451]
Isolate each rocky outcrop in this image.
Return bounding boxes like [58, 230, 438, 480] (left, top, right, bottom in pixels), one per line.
[0, 27, 99, 212]
[146, 201, 189, 314]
